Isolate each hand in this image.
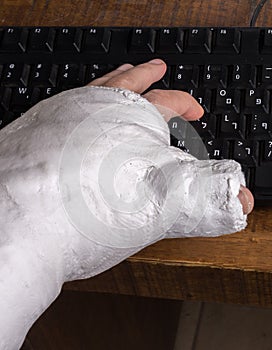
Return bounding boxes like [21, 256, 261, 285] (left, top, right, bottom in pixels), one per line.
[88, 59, 254, 214]
[0, 59, 254, 349]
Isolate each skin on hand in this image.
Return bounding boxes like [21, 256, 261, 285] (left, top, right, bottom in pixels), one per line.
[88, 59, 254, 215]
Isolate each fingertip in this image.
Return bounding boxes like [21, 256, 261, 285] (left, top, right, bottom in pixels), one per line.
[148, 58, 166, 65]
[181, 94, 205, 121]
[238, 185, 254, 215]
[187, 104, 205, 121]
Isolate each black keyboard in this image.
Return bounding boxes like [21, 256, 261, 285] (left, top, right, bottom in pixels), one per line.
[0, 26, 272, 204]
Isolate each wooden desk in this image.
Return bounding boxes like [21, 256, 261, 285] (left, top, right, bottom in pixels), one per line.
[2, 0, 272, 308]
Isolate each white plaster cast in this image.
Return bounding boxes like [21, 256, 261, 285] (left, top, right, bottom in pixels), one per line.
[0, 86, 247, 349]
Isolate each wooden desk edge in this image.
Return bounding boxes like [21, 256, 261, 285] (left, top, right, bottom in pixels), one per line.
[64, 257, 272, 308]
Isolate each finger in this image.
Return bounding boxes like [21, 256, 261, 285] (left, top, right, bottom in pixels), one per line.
[143, 89, 204, 121]
[103, 59, 167, 93]
[238, 185, 254, 215]
[88, 63, 134, 86]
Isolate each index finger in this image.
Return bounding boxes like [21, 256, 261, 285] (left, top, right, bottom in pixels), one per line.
[103, 59, 167, 93]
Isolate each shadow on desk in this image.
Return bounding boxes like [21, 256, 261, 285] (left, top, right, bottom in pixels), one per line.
[21, 290, 182, 350]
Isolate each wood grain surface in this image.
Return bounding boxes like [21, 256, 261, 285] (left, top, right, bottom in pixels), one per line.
[1, 0, 272, 307]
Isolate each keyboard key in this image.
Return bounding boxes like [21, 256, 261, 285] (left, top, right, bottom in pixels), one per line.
[157, 28, 183, 53]
[4, 87, 40, 113]
[260, 65, 272, 88]
[28, 28, 53, 52]
[2, 63, 30, 87]
[263, 140, 272, 161]
[241, 29, 260, 53]
[214, 89, 240, 113]
[248, 114, 272, 139]
[244, 89, 270, 113]
[173, 64, 199, 89]
[168, 117, 186, 141]
[185, 28, 212, 53]
[40, 87, 59, 99]
[85, 63, 113, 83]
[233, 140, 258, 166]
[190, 114, 217, 138]
[220, 112, 245, 139]
[189, 88, 212, 113]
[54, 28, 81, 52]
[205, 139, 229, 159]
[30, 63, 58, 87]
[205, 138, 229, 159]
[0, 27, 28, 52]
[58, 64, 84, 88]
[170, 132, 206, 159]
[82, 28, 111, 53]
[213, 28, 241, 53]
[203, 65, 227, 88]
[129, 28, 156, 53]
[229, 64, 256, 88]
[261, 28, 272, 54]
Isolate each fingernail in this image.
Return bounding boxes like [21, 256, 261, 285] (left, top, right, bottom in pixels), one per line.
[148, 59, 164, 65]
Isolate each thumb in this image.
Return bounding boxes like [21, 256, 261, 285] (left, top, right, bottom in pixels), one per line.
[144, 145, 249, 238]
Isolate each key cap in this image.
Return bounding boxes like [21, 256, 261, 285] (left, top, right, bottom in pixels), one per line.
[261, 28, 272, 54]
[168, 117, 186, 142]
[2, 63, 30, 87]
[169, 117, 207, 158]
[0, 27, 28, 52]
[213, 28, 241, 53]
[244, 89, 270, 113]
[27, 27, 54, 52]
[189, 88, 212, 113]
[7, 87, 40, 113]
[40, 87, 59, 99]
[263, 140, 272, 161]
[173, 64, 199, 90]
[30, 63, 58, 87]
[58, 64, 84, 88]
[1, 87, 39, 112]
[85, 63, 113, 83]
[214, 89, 240, 113]
[129, 28, 156, 53]
[220, 112, 245, 138]
[190, 114, 217, 138]
[248, 114, 272, 139]
[54, 28, 81, 52]
[170, 132, 206, 159]
[205, 138, 229, 159]
[157, 28, 184, 53]
[82, 28, 111, 53]
[184, 28, 212, 53]
[241, 29, 260, 54]
[233, 140, 258, 166]
[260, 65, 272, 88]
[203, 65, 228, 88]
[229, 64, 256, 88]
